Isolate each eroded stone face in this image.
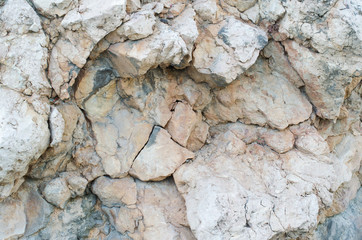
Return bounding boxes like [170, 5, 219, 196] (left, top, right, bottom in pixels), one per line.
[0, 0, 361, 239]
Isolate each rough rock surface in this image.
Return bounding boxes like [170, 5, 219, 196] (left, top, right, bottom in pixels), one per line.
[0, 0, 361, 239]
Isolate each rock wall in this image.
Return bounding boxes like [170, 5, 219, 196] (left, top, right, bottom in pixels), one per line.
[0, 0, 361, 239]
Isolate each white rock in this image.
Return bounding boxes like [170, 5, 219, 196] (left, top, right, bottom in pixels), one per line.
[130, 127, 195, 181]
[192, 17, 268, 86]
[117, 10, 156, 40]
[0, 88, 50, 200]
[43, 177, 71, 209]
[32, 0, 75, 17]
[49, 107, 65, 147]
[193, 0, 218, 22]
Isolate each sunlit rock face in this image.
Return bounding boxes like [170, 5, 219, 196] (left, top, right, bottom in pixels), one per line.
[0, 0, 361, 239]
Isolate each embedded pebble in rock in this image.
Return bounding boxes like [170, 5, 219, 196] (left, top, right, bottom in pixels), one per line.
[0, 0, 361, 239]
[130, 127, 195, 181]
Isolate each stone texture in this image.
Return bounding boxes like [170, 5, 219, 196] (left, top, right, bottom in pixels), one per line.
[191, 17, 268, 86]
[0, 88, 50, 200]
[32, 0, 75, 18]
[130, 127, 195, 181]
[43, 177, 71, 209]
[91, 176, 137, 207]
[204, 59, 312, 129]
[117, 10, 156, 40]
[48, 0, 127, 99]
[0, 198, 26, 239]
[174, 122, 358, 240]
[315, 188, 362, 240]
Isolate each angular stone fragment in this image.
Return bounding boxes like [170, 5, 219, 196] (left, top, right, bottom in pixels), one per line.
[43, 177, 71, 209]
[283, 40, 353, 119]
[224, 0, 257, 12]
[0, 198, 26, 239]
[117, 10, 156, 40]
[17, 181, 53, 237]
[32, 0, 75, 18]
[48, 0, 127, 99]
[193, 0, 218, 22]
[91, 176, 137, 207]
[173, 123, 342, 239]
[260, 128, 295, 153]
[166, 102, 198, 147]
[204, 59, 312, 129]
[130, 127, 195, 181]
[192, 17, 268, 86]
[108, 21, 189, 78]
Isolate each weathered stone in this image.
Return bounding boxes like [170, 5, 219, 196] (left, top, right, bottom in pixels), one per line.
[43, 177, 71, 209]
[0, 198, 26, 239]
[130, 127, 195, 181]
[204, 59, 312, 129]
[193, 0, 218, 22]
[117, 10, 156, 40]
[258, 0, 285, 22]
[32, 0, 75, 18]
[0, 88, 50, 200]
[49, 106, 65, 147]
[17, 181, 53, 237]
[192, 17, 268, 86]
[260, 128, 295, 154]
[48, 0, 127, 99]
[166, 102, 198, 147]
[224, 0, 257, 12]
[91, 176, 137, 207]
[108, 21, 189, 78]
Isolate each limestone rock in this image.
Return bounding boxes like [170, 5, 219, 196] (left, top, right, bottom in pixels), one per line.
[0, 198, 26, 239]
[91, 176, 137, 207]
[0, 0, 51, 96]
[49, 107, 65, 147]
[224, 0, 257, 12]
[204, 59, 312, 129]
[117, 10, 156, 40]
[17, 181, 53, 237]
[174, 122, 355, 239]
[283, 40, 356, 120]
[192, 17, 268, 86]
[130, 127, 195, 181]
[48, 0, 127, 99]
[193, 0, 218, 22]
[0, 88, 50, 200]
[43, 177, 71, 209]
[32, 0, 75, 18]
[166, 102, 198, 147]
[108, 21, 189, 78]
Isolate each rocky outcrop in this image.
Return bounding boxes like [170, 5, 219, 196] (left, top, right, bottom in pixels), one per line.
[0, 0, 361, 239]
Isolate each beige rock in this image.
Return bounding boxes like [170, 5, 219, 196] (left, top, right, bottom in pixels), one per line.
[166, 102, 198, 147]
[187, 120, 210, 152]
[117, 10, 156, 40]
[132, 179, 195, 240]
[91, 176, 137, 207]
[103, 206, 142, 234]
[260, 128, 295, 154]
[108, 22, 188, 78]
[192, 17, 268, 86]
[224, 0, 257, 12]
[48, 0, 127, 99]
[173, 123, 338, 239]
[0, 198, 26, 239]
[43, 177, 71, 209]
[49, 106, 65, 147]
[193, 0, 218, 22]
[204, 59, 312, 129]
[130, 127, 195, 181]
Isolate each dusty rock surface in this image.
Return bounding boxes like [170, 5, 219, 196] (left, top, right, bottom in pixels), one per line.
[0, 0, 361, 239]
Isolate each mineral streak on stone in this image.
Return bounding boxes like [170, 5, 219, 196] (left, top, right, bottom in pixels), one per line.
[0, 0, 361, 239]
